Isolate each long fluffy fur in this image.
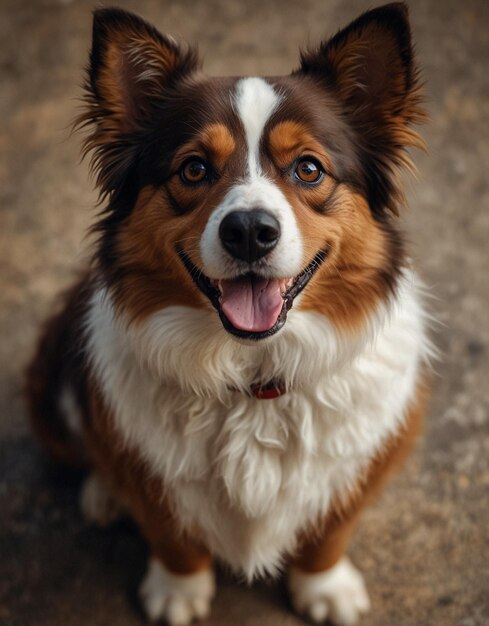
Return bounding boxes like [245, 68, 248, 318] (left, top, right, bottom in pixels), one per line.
[27, 5, 429, 624]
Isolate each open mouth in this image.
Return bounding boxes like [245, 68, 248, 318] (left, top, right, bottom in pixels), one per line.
[177, 249, 328, 340]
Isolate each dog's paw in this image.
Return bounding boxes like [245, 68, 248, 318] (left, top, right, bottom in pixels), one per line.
[139, 558, 215, 626]
[79, 472, 123, 527]
[289, 557, 370, 625]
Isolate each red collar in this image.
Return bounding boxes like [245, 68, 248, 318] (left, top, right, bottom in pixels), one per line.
[232, 380, 288, 400]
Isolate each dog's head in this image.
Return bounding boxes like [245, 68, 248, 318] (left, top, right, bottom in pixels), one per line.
[79, 3, 424, 341]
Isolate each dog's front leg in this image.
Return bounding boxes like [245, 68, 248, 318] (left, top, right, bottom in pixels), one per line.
[139, 556, 215, 626]
[134, 498, 215, 626]
[289, 503, 371, 626]
[288, 391, 425, 625]
[82, 393, 216, 625]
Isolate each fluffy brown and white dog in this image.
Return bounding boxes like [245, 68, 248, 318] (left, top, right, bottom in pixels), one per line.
[27, 4, 431, 625]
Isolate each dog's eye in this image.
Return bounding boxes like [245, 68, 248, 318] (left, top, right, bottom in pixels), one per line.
[180, 159, 208, 184]
[294, 158, 324, 184]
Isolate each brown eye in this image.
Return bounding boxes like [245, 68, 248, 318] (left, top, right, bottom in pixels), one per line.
[180, 159, 208, 184]
[295, 158, 324, 184]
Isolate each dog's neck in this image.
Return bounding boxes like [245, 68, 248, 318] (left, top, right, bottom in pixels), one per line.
[229, 379, 288, 400]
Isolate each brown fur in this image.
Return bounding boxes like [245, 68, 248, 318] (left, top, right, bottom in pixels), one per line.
[171, 123, 236, 174]
[267, 121, 336, 178]
[73, 5, 425, 334]
[76, 8, 200, 199]
[296, 189, 402, 332]
[292, 373, 429, 573]
[299, 2, 426, 217]
[100, 123, 240, 322]
[84, 384, 212, 574]
[26, 275, 92, 469]
[27, 5, 428, 617]
[266, 119, 401, 331]
[28, 308, 428, 577]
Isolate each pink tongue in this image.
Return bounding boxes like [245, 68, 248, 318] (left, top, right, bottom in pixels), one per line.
[220, 276, 284, 332]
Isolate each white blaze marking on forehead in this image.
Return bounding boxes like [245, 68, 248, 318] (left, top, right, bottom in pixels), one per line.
[234, 77, 281, 177]
[199, 77, 302, 281]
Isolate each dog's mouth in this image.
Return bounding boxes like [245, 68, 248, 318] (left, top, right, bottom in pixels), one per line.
[177, 249, 328, 340]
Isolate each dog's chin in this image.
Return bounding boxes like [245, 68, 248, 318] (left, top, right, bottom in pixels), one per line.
[177, 249, 328, 341]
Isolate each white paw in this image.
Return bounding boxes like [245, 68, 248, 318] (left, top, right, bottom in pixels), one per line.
[139, 558, 215, 625]
[289, 557, 370, 625]
[79, 472, 123, 526]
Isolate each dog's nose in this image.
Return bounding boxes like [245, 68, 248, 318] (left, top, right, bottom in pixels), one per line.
[219, 209, 281, 263]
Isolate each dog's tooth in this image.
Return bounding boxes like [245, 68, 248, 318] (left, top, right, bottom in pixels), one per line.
[280, 278, 292, 295]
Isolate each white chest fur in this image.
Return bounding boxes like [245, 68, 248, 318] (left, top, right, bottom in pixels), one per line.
[86, 272, 429, 579]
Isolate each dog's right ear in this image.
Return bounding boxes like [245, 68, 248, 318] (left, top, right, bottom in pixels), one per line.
[297, 3, 425, 217]
[78, 8, 199, 196]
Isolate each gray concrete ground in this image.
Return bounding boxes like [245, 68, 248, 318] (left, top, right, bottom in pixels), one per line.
[1, 1, 488, 625]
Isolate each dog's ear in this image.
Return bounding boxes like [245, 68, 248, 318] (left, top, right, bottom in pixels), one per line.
[78, 8, 199, 197]
[297, 3, 425, 216]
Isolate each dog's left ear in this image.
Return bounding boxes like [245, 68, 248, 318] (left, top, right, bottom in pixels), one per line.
[298, 3, 425, 215]
[78, 8, 199, 197]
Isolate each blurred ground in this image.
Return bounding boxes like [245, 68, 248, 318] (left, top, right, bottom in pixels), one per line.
[1, 0, 488, 625]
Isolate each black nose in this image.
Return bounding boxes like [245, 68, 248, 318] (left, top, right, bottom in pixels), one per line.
[219, 209, 281, 263]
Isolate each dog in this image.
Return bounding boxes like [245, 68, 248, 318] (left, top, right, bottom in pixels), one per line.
[27, 3, 430, 624]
